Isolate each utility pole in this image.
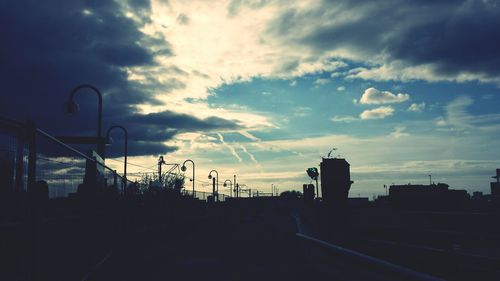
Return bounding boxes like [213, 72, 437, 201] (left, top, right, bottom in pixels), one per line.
[158, 156, 166, 184]
[234, 174, 237, 198]
[429, 174, 432, 185]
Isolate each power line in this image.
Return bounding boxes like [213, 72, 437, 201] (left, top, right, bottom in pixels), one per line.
[105, 158, 157, 173]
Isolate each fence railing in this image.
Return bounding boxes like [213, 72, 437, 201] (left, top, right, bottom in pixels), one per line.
[0, 117, 135, 201]
[182, 189, 231, 202]
[35, 128, 133, 198]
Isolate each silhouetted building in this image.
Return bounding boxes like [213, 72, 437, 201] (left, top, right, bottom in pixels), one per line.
[472, 191, 484, 200]
[348, 197, 369, 207]
[490, 169, 500, 199]
[303, 184, 315, 203]
[320, 158, 353, 206]
[389, 183, 470, 210]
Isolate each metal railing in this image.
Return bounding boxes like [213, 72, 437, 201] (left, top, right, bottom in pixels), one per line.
[296, 232, 444, 281]
[0, 118, 133, 280]
[182, 189, 231, 202]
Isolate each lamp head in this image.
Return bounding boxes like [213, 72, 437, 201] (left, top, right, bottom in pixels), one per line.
[181, 165, 187, 172]
[106, 136, 113, 146]
[208, 174, 212, 179]
[64, 100, 79, 115]
[223, 183, 227, 187]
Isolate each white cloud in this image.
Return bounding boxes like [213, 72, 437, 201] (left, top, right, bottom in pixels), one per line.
[346, 61, 500, 84]
[314, 78, 330, 86]
[217, 133, 243, 162]
[331, 115, 358, 123]
[434, 96, 500, 132]
[337, 86, 345, 91]
[390, 126, 409, 138]
[134, 0, 500, 129]
[239, 130, 261, 141]
[240, 145, 259, 164]
[131, 0, 360, 135]
[408, 102, 426, 112]
[359, 106, 395, 120]
[359, 87, 410, 104]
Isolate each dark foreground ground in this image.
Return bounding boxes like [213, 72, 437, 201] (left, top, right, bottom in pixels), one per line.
[88, 201, 321, 281]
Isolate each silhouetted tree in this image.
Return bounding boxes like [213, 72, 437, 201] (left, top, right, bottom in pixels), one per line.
[137, 173, 184, 191]
[280, 190, 302, 199]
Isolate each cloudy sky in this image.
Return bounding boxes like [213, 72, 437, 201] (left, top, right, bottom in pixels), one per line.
[2, 0, 500, 196]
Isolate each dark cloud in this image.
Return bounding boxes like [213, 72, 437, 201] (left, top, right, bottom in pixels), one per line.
[267, 0, 500, 80]
[127, 111, 241, 130]
[0, 0, 241, 157]
[388, 1, 500, 77]
[0, 0, 156, 120]
[104, 111, 241, 157]
[118, 141, 176, 157]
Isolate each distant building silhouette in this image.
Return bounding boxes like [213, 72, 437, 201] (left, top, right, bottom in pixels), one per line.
[303, 184, 315, 203]
[320, 158, 353, 207]
[389, 183, 470, 210]
[490, 169, 500, 199]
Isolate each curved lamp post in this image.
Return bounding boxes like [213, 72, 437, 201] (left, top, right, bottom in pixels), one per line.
[223, 179, 233, 197]
[208, 170, 218, 199]
[64, 84, 104, 157]
[106, 125, 128, 195]
[181, 159, 195, 196]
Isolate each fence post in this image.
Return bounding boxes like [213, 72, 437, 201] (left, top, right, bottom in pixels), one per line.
[113, 170, 118, 190]
[15, 131, 26, 193]
[25, 121, 40, 281]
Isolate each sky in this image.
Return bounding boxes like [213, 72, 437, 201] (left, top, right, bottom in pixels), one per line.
[2, 0, 500, 197]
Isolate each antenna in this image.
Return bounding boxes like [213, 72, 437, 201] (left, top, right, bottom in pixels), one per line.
[327, 147, 337, 158]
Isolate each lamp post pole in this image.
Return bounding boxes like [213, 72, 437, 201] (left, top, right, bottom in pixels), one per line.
[224, 179, 233, 197]
[234, 174, 237, 198]
[65, 84, 104, 157]
[181, 159, 195, 197]
[208, 170, 218, 200]
[106, 125, 128, 195]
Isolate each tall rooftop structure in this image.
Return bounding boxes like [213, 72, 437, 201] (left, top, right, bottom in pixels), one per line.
[320, 158, 353, 206]
[491, 169, 500, 198]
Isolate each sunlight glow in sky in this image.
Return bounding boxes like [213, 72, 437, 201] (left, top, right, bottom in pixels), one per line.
[3, 0, 500, 197]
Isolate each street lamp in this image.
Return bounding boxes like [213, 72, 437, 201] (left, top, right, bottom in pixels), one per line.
[208, 170, 218, 199]
[64, 84, 104, 157]
[181, 159, 195, 197]
[223, 179, 233, 197]
[106, 125, 128, 195]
